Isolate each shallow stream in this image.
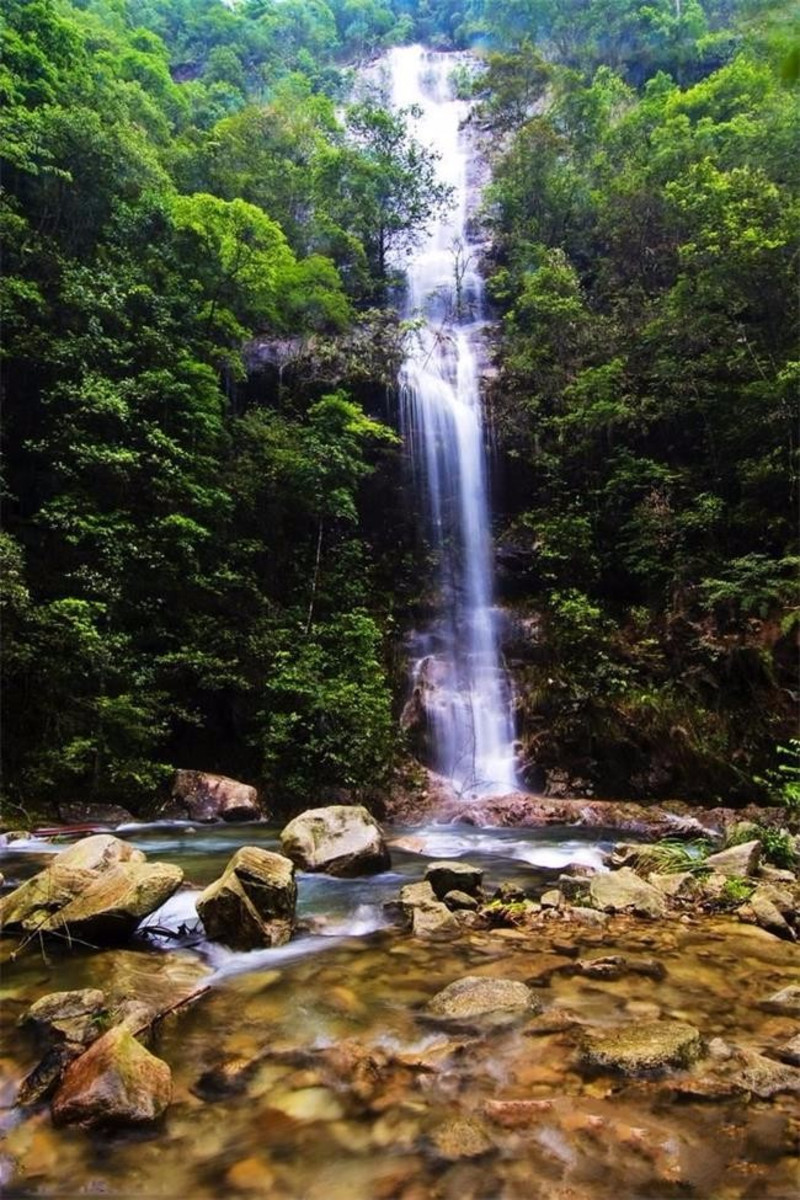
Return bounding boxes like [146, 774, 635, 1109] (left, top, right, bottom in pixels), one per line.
[1, 823, 798, 1198]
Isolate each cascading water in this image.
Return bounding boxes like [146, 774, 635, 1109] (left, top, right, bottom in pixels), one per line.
[389, 45, 517, 797]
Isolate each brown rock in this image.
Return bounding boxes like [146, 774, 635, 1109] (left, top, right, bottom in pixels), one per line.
[172, 770, 262, 822]
[20, 989, 107, 1046]
[51, 1025, 171, 1128]
[196, 846, 296, 950]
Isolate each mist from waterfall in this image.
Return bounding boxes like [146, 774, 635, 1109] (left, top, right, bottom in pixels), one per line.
[389, 45, 517, 797]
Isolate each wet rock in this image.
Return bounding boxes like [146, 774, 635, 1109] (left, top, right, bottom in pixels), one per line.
[580, 1021, 703, 1074]
[730, 1049, 800, 1098]
[570, 906, 607, 925]
[1, 830, 31, 844]
[704, 840, 761, 878]
[20, 989, 107, 1046]
[431, 1116, 494, 1160]
[541, 889, 564, 909]
[699, 872, 728, 901]
[38, 861, 184, 942]
[193, 1056, 259, 1100]
[17, 1044, 84, 1107]
[268, 1086, 344, 1122]
[426, 976, 539, 1022]
[760, 985, 800, 1016]
[588, 868, 666, 918]
[1, 835, 182, 943]
[56, 834, 146, 872]
[425, 860, 483, 899]
[393, 881, 460, 939]
[172, 769, 262, 823]
[51, 1025, 171, 1128]
[443, 890, 479, 911]
[280, 805, 390, 876]
[570, 955, 666, 982]
[196, 846, 296, 951]
[775, 1034, 800, 1067]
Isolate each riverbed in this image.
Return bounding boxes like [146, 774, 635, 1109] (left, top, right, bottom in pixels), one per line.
[1, 822, 798, 1198]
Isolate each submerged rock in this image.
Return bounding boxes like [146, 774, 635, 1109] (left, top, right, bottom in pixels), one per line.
[196, 846, 296, 951]
[171, 770, 262, 823]
[775, 1033, 800, 1067]
[729, 1050, 800, 1098]
[0, 835, 182, 942]
[431, 1115, 494, 1160]
[51, 1025, 171, 1128]
[20, 989, 107, 1047]
[580, 1021, 703, 1074]
[704, 840, 762, 878]
[588, 868, 666, 918]
[425, 860, 483, 900]
[426, 976, 539, 1022]
[760, 985, 800, 1015]
[280, 805, 390, 876]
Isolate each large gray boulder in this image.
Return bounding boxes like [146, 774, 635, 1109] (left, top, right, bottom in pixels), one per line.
[0, 835, 182, 942]
[196, 846, 296, 950]
[580, 1021, 703, 1074]
[51, 1025, 171, 1128]
[588, 868, 666, 918]
[171, 770, 262, 822]
[280, 805, 390, 876]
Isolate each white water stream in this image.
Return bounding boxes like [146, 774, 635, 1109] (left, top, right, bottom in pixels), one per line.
[389, 46, 517, 796]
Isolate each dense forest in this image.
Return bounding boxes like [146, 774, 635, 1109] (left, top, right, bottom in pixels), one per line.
[1, 0, 797, 817]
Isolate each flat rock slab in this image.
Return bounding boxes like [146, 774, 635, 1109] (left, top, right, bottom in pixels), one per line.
[280, 805, 390, 877]
[51, 1025, 171, 1128]
[426, 976, 539, 1021]
[588, 868, 667, 918]
[39, 862, 184, 941]
[580, 1021, 703, 1074]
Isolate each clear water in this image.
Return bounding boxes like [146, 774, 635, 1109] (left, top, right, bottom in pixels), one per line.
[390, 46, 517, 797]
[2, 825, 798, 1199]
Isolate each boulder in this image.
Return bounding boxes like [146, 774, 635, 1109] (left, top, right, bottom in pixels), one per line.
[394, 881, 459, 939]
[20, 989, 107, 1047]
[588, 868, 666, 918]
[0, 835, 180, 941]
[580, 1021, 703, 1075]
[38, 861, 184, 942]
[704, 840, 761, 878]
[426, 976, 539, 1022]
[51, 1025, 171, 1128]
[425, 861, 483, 900]
[172, 770, 261, 823]
[196, 846, 296, 951]
[58, 802, 135, 828]
[280, 805, 390, 876]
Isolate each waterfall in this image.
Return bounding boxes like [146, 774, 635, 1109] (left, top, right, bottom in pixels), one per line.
[389, 45, 517, 797]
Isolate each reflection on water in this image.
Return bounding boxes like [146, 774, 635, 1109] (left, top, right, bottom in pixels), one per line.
[1, 823, 798, 1198]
